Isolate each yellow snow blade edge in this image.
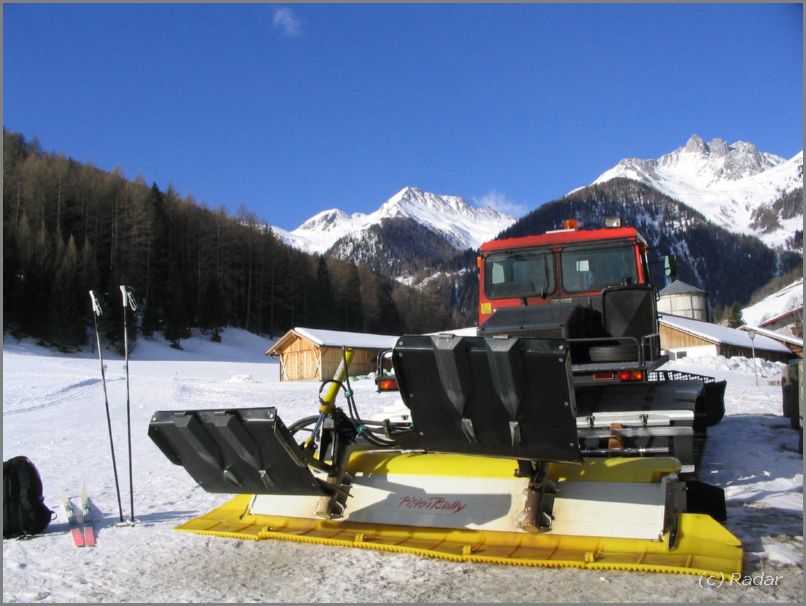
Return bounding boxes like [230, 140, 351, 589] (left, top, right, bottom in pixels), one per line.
[175, 494, 742, 577]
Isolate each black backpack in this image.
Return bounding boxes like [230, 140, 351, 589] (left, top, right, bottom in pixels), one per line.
[3, 456, 54, 539]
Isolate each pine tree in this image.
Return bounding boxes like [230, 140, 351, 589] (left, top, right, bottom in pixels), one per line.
[50, 234, 86, 349]
[141, 184, 169, 336]
[199, 277, 226, 342]
[311, 255, 335, 328]
[358, 264, 382, 332]
[163, 259, 192, 348]
[3, 218, 20, 325]
[20, 224, 56, 339]
[726, 302, 745, 328]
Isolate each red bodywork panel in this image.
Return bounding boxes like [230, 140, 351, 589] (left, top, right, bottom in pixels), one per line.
[478, 227, 649, 325]
[480, 227, 644, 253]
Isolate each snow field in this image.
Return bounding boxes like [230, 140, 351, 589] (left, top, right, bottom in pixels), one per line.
[2, 330, 803, 602]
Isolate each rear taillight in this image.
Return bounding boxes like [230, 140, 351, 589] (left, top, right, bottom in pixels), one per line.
[617, 370, 645, 382]
[377, 378, 399, 391]
[593, 372, 615, 381]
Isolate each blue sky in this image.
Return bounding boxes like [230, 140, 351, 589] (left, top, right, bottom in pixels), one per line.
[3, 3, 803, 229]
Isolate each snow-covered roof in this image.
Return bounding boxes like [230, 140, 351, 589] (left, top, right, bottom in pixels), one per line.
[658, 280, 706, 296]
[659, 313, 791, 353]
[759, 308, 804, 328]
[738, 325, 803, 348]
[266, 327, 399, 354]
[742, 278, 803, 327]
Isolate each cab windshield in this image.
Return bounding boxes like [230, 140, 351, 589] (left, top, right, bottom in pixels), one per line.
[484, 250, 555, 299]
[560, 243, 638, 293]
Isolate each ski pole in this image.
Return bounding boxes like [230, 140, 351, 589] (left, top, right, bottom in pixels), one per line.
[89, 290, 125, 523]
[120, 285, 137, 523]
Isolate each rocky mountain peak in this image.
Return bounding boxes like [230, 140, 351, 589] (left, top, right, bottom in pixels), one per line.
[708, 138, 730, 156]
[273, 187, 516, 257]
[297, 208, 350, 232]
[684, 134, 707, 154]
[588, 135, 800, 249]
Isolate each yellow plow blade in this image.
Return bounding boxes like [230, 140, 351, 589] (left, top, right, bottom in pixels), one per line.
[176, 494, 742, 577]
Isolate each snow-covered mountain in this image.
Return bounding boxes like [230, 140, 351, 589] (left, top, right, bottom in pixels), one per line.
[272, 187, 515, 255]
[587, 135, 803, 249]
[503, 178, 802, 309]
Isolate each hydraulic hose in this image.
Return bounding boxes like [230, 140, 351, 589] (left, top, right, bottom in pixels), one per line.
[338, 348, 397, 448]
[287, 415, 321, 438]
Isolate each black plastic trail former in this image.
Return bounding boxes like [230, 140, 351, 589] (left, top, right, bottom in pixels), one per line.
[148, 407, 330, 496]
[392, 335, 582, 463]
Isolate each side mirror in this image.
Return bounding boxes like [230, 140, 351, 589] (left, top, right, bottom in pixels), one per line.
[663, 254, 678, 278]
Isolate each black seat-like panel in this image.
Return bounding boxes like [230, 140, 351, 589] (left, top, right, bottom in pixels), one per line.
[148, 407, 328, 495]
[393, 335, 581, 463]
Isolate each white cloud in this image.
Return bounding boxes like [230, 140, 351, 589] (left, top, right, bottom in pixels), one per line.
[473, 190, 528, 218]
[273, 7, 301, 37]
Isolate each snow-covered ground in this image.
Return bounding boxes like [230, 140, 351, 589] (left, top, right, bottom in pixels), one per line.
[3, 330, 803, 602]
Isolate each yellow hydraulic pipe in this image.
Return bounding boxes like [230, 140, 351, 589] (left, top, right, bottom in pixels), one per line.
[319, 347, 354, 414]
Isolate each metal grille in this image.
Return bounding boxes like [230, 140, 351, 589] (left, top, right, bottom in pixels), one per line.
[647, 370, 715, 384]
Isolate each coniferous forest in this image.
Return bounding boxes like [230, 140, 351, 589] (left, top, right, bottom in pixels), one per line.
[4, 130, 799, 353]
[3, 130, 466, 351]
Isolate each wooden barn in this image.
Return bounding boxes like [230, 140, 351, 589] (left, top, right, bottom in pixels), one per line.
[266, 327, 399, 382]
[659, 313, 792, 363]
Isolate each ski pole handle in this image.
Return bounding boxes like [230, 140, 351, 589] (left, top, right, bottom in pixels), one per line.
[89, 290, 103, 317]
[119, 285, 137, 311]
